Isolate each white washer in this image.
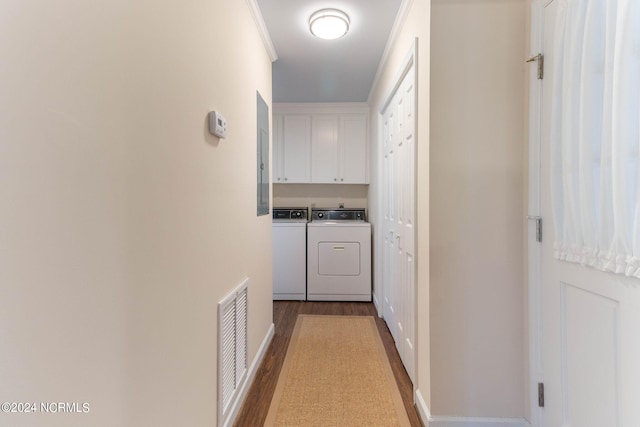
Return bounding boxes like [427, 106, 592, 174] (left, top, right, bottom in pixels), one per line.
[272, 208, 308, 300]
[307, 209, 371, 301]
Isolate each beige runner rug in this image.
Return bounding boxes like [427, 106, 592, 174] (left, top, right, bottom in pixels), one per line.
[264, 315, 411, 427]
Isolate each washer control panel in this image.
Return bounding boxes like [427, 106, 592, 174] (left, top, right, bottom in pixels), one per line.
[273, 207, 308, 220]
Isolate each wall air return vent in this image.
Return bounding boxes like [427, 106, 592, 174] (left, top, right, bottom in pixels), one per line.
[218, 277, 248, 427]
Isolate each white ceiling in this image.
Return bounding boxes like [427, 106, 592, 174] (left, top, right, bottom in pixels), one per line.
[256, 0, 402, 103]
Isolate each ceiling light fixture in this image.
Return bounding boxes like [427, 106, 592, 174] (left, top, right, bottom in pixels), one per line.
[309, 9, 350, 40]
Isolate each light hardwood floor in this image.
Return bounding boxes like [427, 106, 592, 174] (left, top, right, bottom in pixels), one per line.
[233, 301, 423, 426]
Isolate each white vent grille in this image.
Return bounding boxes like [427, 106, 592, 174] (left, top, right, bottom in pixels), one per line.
[218, 278, 248, 426]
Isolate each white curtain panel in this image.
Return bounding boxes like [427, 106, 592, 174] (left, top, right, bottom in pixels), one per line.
[551, 0, 640, 278]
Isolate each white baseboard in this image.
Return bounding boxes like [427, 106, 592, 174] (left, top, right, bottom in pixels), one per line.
[415, 388, 431, 425]
[224, 322, 275, 427]
[414, 389, 529, 427]
[373, 293, 382, 317]
[428, 416, 530, 427]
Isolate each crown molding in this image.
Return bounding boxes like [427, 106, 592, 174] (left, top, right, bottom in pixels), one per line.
[367, 0, 413, 103]
[246, 0, 278, 62]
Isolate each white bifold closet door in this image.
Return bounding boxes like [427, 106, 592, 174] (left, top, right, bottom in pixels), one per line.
[382, 60, 416, 383]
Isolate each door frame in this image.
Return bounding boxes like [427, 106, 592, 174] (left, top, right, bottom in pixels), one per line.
[376, 38, 418, 384]
[527, 1, 545, 426]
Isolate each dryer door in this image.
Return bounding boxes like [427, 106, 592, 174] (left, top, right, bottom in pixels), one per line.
[318, 242, 360, 276]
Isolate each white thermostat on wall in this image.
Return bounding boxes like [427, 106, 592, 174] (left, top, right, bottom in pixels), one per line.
[208, 111, 227, 138]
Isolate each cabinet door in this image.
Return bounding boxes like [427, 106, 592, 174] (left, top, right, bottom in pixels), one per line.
[282, 115, 311, 183]
[311, 115, 338, 183]
[272, 114, 284, 183]
[339, 114, 368, 183]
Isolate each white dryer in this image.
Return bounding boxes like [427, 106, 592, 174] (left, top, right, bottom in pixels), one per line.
[307, 208, 371, 301]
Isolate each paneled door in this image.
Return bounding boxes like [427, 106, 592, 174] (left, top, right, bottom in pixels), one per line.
[382, 56, 416, 383]
[533, 1, 640, 425]
[311, 115, 338, 183]
[282, 115, 311, 183]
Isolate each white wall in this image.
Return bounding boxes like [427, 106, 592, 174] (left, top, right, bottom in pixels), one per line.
[368, 0, 432, 413]
[369, 0, 528, 423]
[273, 184, 368, 210]
[430, 0, 527, 419]
[0, 0, 273, 426]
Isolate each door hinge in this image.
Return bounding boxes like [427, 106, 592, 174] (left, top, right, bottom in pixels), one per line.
[538, 382, 545, 407]
[526, 53, 544, 79]
[527, 215, 543, 242]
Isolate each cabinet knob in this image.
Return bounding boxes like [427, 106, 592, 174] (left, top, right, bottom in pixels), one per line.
[277, 177, 281, 181]
[341, 178, 344, 182]
[284, 177, 288, 181]
[334, 178, 337, 182]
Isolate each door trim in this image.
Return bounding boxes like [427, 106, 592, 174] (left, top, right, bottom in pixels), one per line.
[378, 39, 417, 115]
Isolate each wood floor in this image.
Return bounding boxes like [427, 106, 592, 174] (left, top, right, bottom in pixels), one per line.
[233, 301, 423, 426]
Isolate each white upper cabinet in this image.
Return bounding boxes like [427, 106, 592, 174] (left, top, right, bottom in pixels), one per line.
[274, 115, 311, 183]
[273, 114, 284, 183]
[311, 115, 339, 183]
[274, 103, 368, 185]
[339, 114, 368, 184]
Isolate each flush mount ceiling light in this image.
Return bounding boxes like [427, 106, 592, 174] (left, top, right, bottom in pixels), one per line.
[309, 9, 350, 40]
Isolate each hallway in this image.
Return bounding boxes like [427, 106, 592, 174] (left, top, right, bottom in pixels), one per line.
[0, 1, 532, 425]
[234, 301, 422, 426]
